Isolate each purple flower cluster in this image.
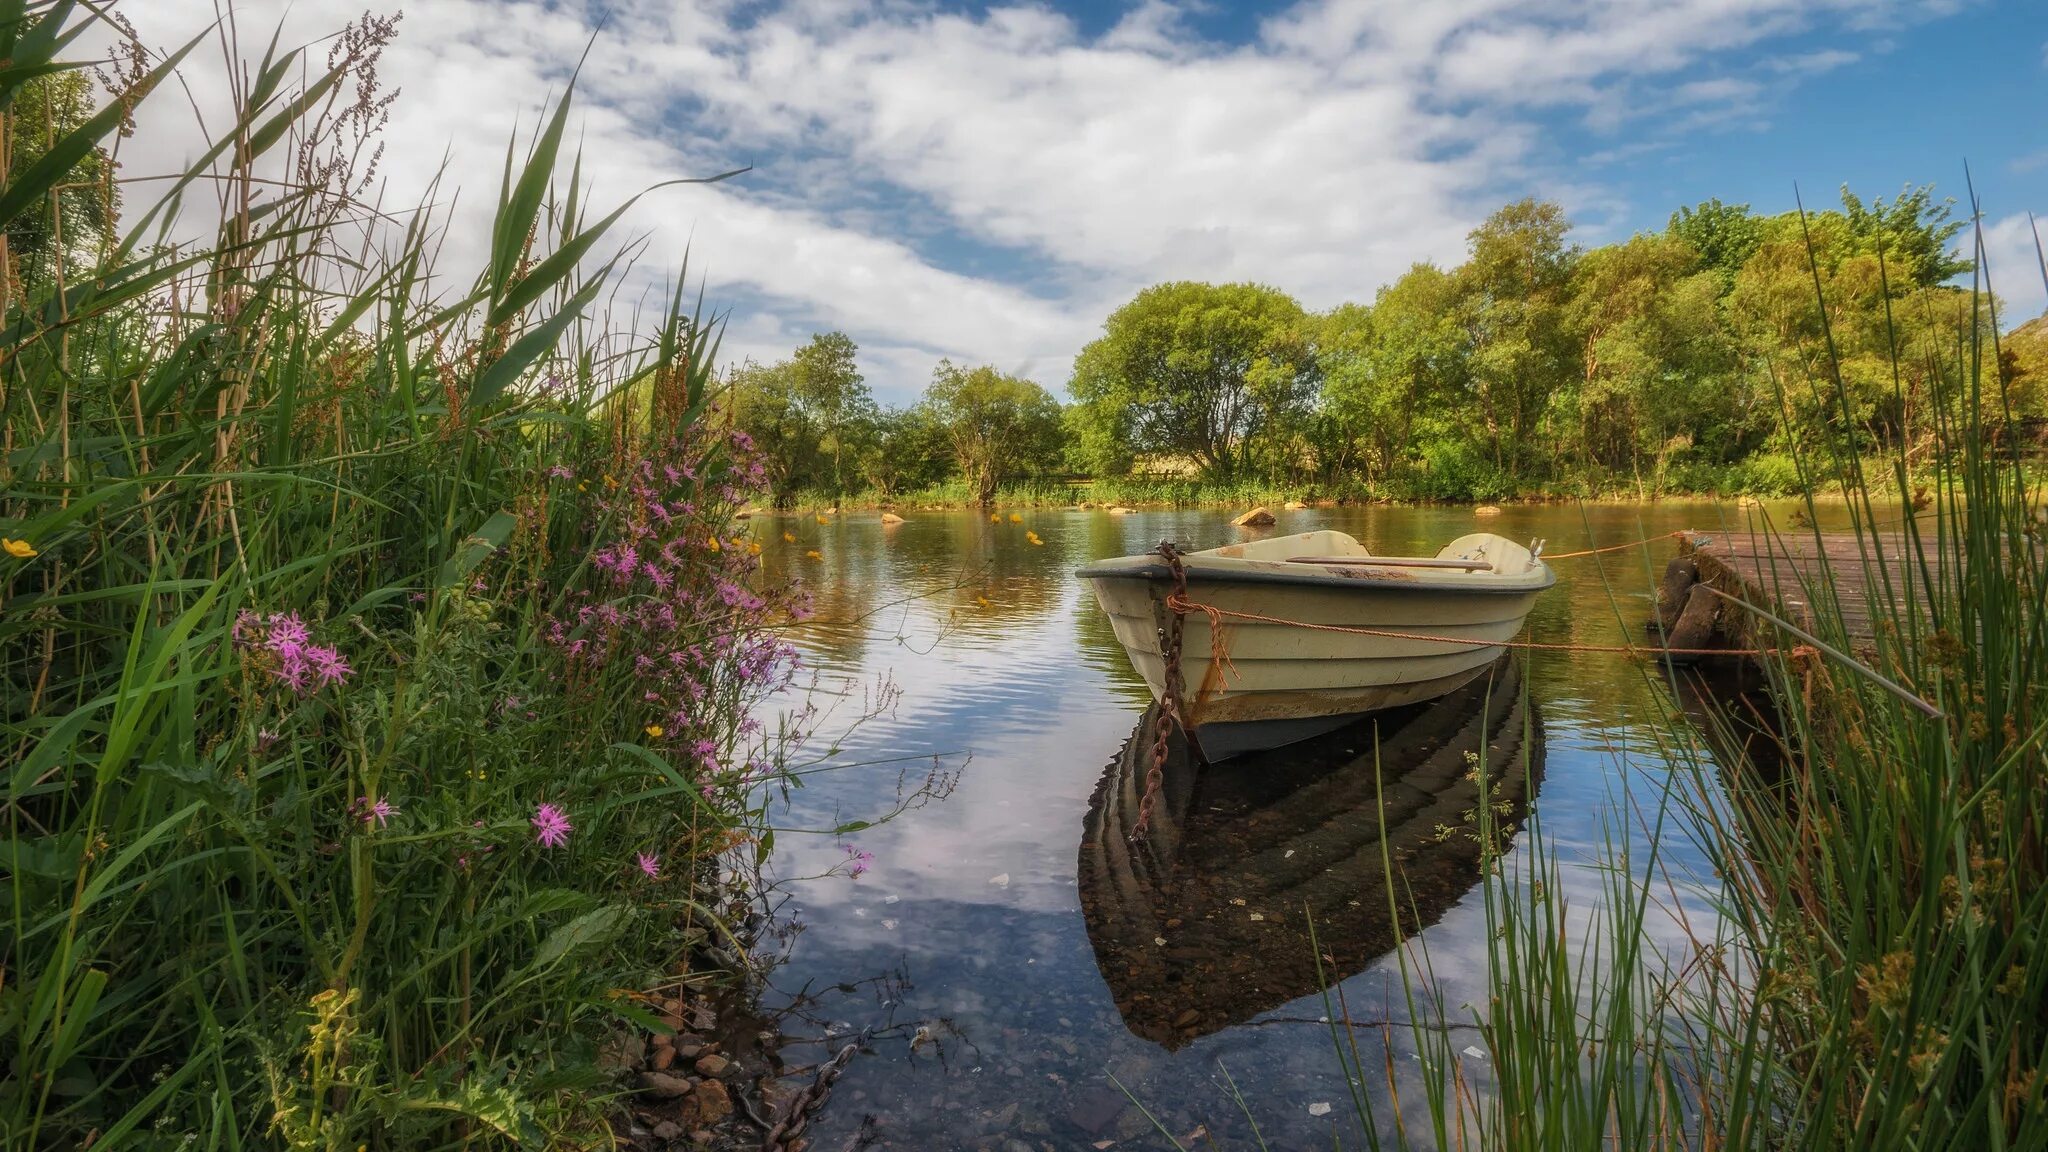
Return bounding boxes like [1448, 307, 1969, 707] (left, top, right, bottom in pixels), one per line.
[234, 610, 351, 694]
[538, 428, 802, 766]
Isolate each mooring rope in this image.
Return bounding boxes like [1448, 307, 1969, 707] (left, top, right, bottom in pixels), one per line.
[1541, 529, 1692, 560]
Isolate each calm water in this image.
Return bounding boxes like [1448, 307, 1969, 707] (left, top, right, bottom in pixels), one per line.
[743, 502, 1812, 1150]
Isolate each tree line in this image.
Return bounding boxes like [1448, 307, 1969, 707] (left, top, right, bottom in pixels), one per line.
[730, 185, 2044, 505]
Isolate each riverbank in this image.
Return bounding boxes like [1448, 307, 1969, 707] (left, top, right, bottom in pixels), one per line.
[757, 464, 1970, 515]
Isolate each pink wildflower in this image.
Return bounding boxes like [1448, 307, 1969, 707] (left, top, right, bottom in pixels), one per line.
[363, 797, 396, 828]
[532, 802, 573, 848]
[841, 844, 874, 878]
[636, 852, 661, 879]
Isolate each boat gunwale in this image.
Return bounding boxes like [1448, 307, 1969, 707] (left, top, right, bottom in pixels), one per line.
[1074, 561, 1556, 596]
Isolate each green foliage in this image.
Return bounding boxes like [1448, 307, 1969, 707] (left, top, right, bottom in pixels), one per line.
[3, 70, 118, 291]
[858, 403, 953, 497]
[1839, 182, 1971, 287]
[922, 359, 1065, 505]
[0, 9, 797, 1146]
[1669, 197, 1764, 288]
[1068, 280, 1320, 482]
[725, 331, 875, 502]
[732, 190, 1998, 506]
[1460, 199, 1581, 479]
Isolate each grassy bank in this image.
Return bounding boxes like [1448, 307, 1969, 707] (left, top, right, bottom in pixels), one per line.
[768, 461, 1966, 514]
[1, 11, 809, 1146]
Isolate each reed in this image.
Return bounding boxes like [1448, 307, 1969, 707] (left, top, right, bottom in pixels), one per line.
[1, 7, 802, 1145]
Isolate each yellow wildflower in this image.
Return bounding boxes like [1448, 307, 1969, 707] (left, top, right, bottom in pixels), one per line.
[645, 724, 664, 738]
[815, 514, 829, 524]
[1026, 531, 1043, 546]
[990, 513, 1001, 524]
[805, 550, 823, 561]
[707, 536, 721, 552]
[782, 532, 796, 543]
[1008, 513, 1022, 523]
[2, 537, 36, 559]
[976, 596, 990, 608]
[748, 541, 762, 555]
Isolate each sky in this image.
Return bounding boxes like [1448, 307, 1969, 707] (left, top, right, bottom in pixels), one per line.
[111, 0, 2048, 405]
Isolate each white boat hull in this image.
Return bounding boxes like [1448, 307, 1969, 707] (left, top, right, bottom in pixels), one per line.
[1079, 531, 1552, 758]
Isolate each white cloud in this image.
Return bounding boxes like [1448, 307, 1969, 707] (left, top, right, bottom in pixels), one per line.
[1980, 213, 2047, 326]
[98, 0, 2010, 403]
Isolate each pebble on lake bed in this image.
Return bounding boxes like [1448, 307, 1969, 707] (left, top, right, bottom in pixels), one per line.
[1309, 1102, 1333, 1117]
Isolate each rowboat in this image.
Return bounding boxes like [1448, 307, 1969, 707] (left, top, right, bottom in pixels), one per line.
[1076, 530, 1553, 759]
[1076, 658, 1541, 1049]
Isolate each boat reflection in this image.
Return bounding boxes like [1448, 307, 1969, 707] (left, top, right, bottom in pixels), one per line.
[1076, 657, 1543, 1050]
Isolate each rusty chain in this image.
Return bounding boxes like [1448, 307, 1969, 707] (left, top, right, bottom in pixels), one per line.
[760, 1027, 870, 1151]
[1130, 542, 1189, 843]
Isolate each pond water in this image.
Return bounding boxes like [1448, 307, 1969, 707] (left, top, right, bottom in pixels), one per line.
[743, 502, 1808, 1150]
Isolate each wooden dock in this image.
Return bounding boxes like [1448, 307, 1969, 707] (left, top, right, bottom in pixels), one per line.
[1654, 529, 1932, 658]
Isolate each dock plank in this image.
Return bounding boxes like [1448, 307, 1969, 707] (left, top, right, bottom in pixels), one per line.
[1656, 529, 1937, 655]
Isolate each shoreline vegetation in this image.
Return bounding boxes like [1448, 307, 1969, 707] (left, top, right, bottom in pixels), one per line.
[0, 10, 951, 1147]
[747, 476, 1940, 515]
[730, 197, 2048, 514]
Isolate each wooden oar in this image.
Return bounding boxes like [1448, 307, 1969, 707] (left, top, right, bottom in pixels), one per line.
[1284, 556, 1494, 571]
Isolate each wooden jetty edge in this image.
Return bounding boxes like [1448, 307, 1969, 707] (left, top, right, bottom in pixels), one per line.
[1653, 529, 1929, 661]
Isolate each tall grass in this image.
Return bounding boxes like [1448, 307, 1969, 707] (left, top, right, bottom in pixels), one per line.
[1, 8, 804, 1146]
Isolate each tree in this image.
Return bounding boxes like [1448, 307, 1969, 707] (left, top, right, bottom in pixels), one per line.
[1316, 265, 1472, 486]
[1068, 281, 1319, 482]
[1839, 184, 1970, 288]
[5, 72, 121, 295]
[1669, 198, 1763, 290]
[725, 358, 819, 503]
[1567, 233, 1746, 484]
[857, 406, 953, 498]
[789, 332, 872, 498]
[1458, 199, 1579, 480]
[923, 360, 1064, 506]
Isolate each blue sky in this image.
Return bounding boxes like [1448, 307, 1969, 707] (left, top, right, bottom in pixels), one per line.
[131, 0, 2048, 404]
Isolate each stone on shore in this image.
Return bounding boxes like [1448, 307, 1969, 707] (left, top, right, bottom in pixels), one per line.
[637, 1071, 694, 1098]
[1232, 506, 1276, 527]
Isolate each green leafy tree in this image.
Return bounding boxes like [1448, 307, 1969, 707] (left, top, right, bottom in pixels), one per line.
[1839, 183, 1970, 288]
[789, 331, 873, 498]
[1316, 265, 1472, 486]
[1459, 199, 1580, 480]
[4, 71, 121, 296]
[1567, 232, 1747, 486]
[1669, 198, 1763, 291]
[1068, 281, 1319, 482]
[858, 405, 954, 497]
[725, 358, 820, 503]
[924, 360, 1064, 505]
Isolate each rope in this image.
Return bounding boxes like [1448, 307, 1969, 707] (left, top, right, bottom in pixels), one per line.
[1542, 530, 1692, 560]
[1163, 592, 1778, 660]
